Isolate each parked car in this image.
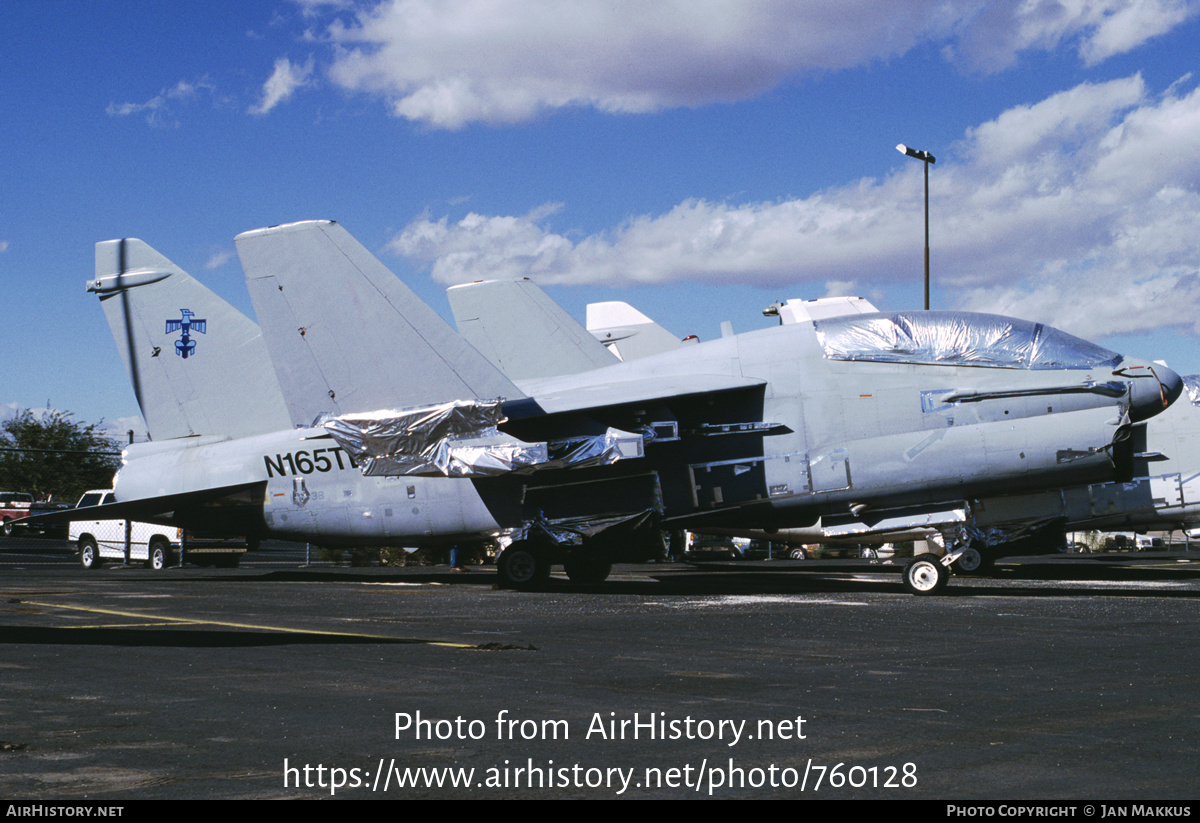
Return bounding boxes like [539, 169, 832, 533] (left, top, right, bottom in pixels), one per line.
[0, 492, 33, 536]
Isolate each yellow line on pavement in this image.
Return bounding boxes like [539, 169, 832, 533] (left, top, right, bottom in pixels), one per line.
[62, 621, 209, 629]
[21, 600, 474, 648]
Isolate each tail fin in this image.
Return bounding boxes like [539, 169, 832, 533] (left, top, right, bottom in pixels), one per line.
[585, 301, 692, 361]
[91, 239, 292, 441]
[236, 220, 528, 427]
[771, 296, 880, 324]
[447, 278, 617, 381]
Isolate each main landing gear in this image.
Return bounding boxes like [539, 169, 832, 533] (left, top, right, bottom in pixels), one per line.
[495, 540, 553, 590]
[495, 539, 615, 590]
[948, 545, 995, 576]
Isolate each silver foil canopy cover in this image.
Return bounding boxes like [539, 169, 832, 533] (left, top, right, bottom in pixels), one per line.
[815, 311, 1122, 370]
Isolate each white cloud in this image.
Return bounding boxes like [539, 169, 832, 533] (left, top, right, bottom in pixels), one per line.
[310, 0, 1198, 128]
[293, 0, 356, 15]
[99, 415, 148, 443]
[106, 78, 215, 127]
[204, 249, 235, 270]
[956, 0, 1198, 71]
[250, 56, 315, 115]
[0, 241, 9, 253]
[389, 74, 1200, 341]
[1077, 0, 1197, 65]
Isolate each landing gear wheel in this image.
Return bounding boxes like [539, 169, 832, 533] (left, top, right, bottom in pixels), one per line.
[563, 555, 613, 585]
[904, 554, 949, 595]
[496, 542, 551, 590]
[79, 538, 102, 570]
[146, 539, 169, 571]
[951, 546, 992, 576]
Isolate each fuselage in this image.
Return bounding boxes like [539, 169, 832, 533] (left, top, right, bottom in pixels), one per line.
[113, 312, 1182, 547]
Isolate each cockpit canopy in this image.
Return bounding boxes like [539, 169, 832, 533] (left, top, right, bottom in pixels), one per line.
[813, 311, 1122, 371]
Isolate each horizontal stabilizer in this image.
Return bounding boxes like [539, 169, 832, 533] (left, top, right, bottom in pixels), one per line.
[91, 239, 292, 440]
[448, 278, 618, 380]
[15, 482, 263, 528]
[237, 221, 528, 427]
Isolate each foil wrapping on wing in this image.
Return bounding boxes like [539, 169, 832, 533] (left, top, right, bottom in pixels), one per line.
[521, 510, 657, 546]
[543, 428, 645, 470]
[323, 399, 532, 477]
[324, 399, 643, 478]
[815, 312, 1121, 370]
[944, 514, 1062, 549]
[958, 518, 1063, 547]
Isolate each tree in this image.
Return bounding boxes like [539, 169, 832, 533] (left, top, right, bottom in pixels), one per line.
[0, 409, 121, 502]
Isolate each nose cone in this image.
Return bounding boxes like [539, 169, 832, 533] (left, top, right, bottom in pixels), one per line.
[1124, 360, 1183, 422]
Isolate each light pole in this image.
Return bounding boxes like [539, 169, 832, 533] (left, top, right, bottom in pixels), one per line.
[896, 143, 935, 310]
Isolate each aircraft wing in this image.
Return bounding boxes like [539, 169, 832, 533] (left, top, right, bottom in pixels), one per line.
[237, 220, 529, 427]
[521, 373, 766, 415]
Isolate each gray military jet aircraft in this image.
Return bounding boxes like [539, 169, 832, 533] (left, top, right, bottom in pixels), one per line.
[585, 295, 1200, 567]
[225, 219, 1180, 593]
[27, 221, 1183, 595]
[444, 280, 1200, 570]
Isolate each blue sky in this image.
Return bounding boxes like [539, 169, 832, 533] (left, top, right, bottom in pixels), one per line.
[3, 0, 1200, 438]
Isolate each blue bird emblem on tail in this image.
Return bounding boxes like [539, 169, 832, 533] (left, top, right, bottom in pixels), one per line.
[165, 309, 207, 359]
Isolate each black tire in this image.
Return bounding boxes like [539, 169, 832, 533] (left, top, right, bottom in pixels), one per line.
[789, 547, 808, 560]
[562, 554, 612, 585]
[860, 546, 878, 560]
[496, 542, 550, 590]
[79, 538, 102, 570]
[146, 539, 169, 571]
[903, 554, 949, 595]
[950, 546, 993, 576]
[2, 517, 13, 537]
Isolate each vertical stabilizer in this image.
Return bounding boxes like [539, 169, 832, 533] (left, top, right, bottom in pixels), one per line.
[586, 301, 692, 361]
[90, 239, 292, 440]
[448, 278, 618, 381]
[237, 220, 528, 427]
[775, 296, 879, 324]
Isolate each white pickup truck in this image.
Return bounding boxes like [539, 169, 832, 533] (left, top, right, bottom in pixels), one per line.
[69, 490, 180, 570]
[69, 489, 249, 570]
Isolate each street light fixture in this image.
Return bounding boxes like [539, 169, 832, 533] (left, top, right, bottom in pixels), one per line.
[896, 143, 935, 310]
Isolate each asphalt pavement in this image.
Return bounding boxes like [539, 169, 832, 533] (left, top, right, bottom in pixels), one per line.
[2, 542, 1199, 799]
